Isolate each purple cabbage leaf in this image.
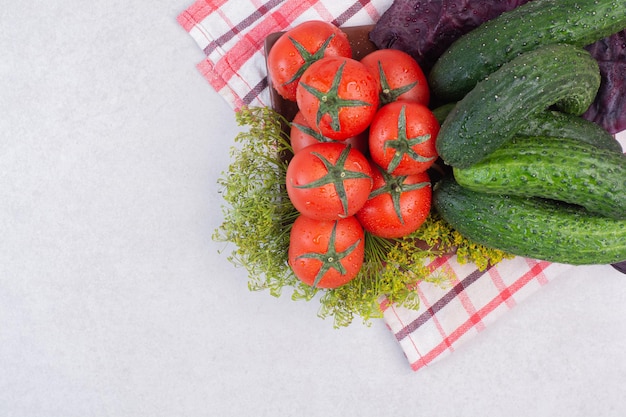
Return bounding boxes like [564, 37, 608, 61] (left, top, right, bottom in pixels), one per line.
[583, 30, 626, 134]
[369, 0, 530, 73]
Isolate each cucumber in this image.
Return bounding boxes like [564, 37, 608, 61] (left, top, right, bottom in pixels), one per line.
[431, 102, 456, 125]
[433, 177, 626, 265]
[428, 0, 626, 102]
[517, 110, 623, 153]
[436, 44, 600, 168]
[452, 136, 626, 219]
[432, 105, 622, 153]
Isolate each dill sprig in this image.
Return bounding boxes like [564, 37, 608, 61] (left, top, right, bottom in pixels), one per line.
[212, 106, 299, 297]
[414, 212, 514, 271]
[213, 106, 512, 328]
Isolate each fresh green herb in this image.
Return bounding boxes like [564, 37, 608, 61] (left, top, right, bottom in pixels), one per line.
[212, 106, 298, 297]
[213, 106, 512, 328]
[414, 212, 514, 271]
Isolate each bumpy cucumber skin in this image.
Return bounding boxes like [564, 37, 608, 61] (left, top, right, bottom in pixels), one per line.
[436, 44, 600, 168]
[428, 0, 626, 102]
[433, 177, 626, 265]
[517, 110, 623, 153]
[452, 136, 626, 219]
[432, 106, 623, 153]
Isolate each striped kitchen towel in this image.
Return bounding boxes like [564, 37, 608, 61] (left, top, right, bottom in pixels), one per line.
[177, 0, 389, 109]
[177, 0, 576, 371]
[380, 255, 573, 371]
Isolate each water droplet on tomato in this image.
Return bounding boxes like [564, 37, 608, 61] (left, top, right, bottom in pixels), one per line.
[346, 81, 360, 94]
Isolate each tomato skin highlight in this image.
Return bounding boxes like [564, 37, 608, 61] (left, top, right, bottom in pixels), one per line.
[286, 142, 373, 221]
[360, 49, 430, 106]
[369, 100, 439, 176]
[356, 165, 432, 239]
[267, 21, 352, 102]
[296, 56, 379, 140]
[288, 215, 365, 289]
[290, 111, 369, 155]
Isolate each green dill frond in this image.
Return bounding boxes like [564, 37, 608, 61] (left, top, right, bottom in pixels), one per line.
[213, 106, 299, 297]
[413, 212, 514, 271]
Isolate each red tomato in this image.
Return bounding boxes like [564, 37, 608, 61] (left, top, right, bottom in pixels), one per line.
[360, 49, 430, 106]
[369, 101, 439, 176]
[285, 142, 372, 221]
[356, 164, 432, 238]
[290, 111, 369, 155]
[296, 56, 379, 140]
[267, 21, 352, 102]
[288, 215, 364, 288]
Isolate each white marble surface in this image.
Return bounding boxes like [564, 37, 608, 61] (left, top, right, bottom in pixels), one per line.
[1, 1, 625, 416]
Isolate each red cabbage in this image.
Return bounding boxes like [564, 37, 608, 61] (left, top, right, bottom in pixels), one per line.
[583, 30, 626, 134]
[369, 0, 530, 73]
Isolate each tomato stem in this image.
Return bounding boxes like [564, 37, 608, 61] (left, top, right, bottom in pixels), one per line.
[383, 105, 436, 174]
[295, 221, 362, 288]
[282, 33, 337, 87]
[299, 61, 372, 133]
[377, 61, 418, 106]
[293, 145, 371, 217]
[367, 164, 429, 224]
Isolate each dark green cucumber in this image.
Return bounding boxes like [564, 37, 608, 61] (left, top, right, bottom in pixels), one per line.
[517, 110, 623, 153]
[428, 0, 626, 102]
[453, 136, 626, 219]
[436, 44, 600, 168]
[433, 177, 626, 265]
[432, 105, 622, 153]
